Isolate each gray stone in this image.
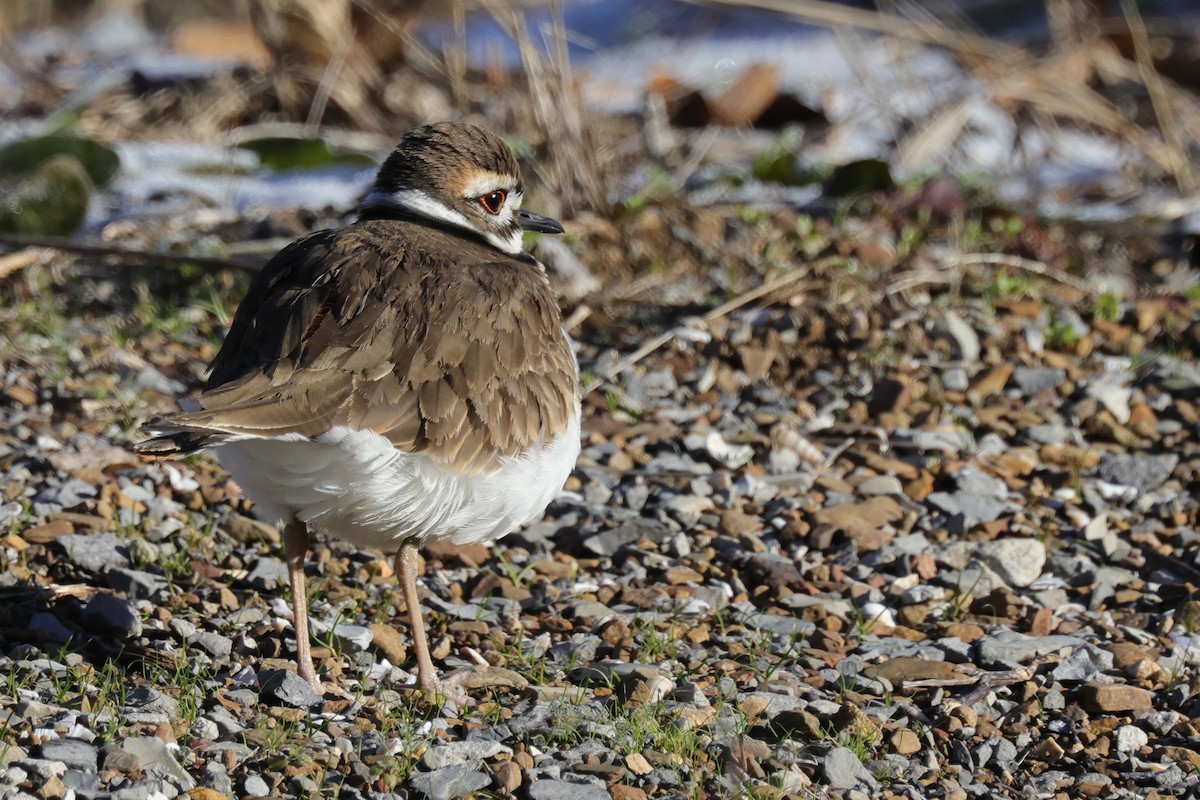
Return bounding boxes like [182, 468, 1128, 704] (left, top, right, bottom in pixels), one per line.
[1115, 725, 1148, 753]
[1012, 367, 1065, 394]
[1096, 453, 1179, 493]
[38, 739, 97, 772]
[106, 568, 169, 602]
[823, 746, 878, 791]
[112, 778, 178, 800]
[423, 739, 510, 769]
[126, 687, 181, 718]
[82, 592, 142, 638]
[408, 763, 492, 799]
[191, 631, 233, 658]
[28, 612, 73, 643]
[583, 519, 667, 557]
[527, 779, 611, 800]
[245, 557, 289, 591]
[943, 367, 970, 392]
[119, 737, 194, 789]
[257, 669, 321, 707]
[928, 477, 1007, 528]
[15, 756, 67, 780]
[243, 774, 270, 796]
[974, 538, 1046, 588]
[977, 629, 1112, 669]
[332, 624, 373, 655]
[1026, 424, 1068, 445]
[60, 768, 100, 791]
[58, 533, 129, 572]
[36, 478, 97, 510]
[1050, 647, 1106, 683]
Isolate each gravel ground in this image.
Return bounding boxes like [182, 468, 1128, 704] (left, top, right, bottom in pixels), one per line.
[1, 185, 1199, 800]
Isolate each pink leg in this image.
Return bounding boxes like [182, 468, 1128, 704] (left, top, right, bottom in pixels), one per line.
[283, 520, 318, 690]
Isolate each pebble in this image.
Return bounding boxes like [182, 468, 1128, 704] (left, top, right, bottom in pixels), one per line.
[1095, 453, 1179, 492]
[256, 669, 322, 707]
[106, 567, 170, 601]
[528, 779, 613, 800]
[119, 737, 194, 788]
[245, 557, 289, 590]
[38, 739, 98, 772]
[823, 746, 878, 791]
[1079, 683, 1153, 712]
[57, 532, 129, 572]
[331, 624, 373, 654]
[974, 538, 1046, 587]
[422, 740, 510, 769]
[408, 764, 492, 799]
[1115, 725, 1149, 753]
[82, 592, 142, 638]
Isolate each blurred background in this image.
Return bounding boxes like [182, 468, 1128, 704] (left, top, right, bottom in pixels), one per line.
[0, 0, 1198, 257]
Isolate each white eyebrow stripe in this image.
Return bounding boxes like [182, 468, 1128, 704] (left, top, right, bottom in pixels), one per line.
[461, 170, 515, 199]
[361, 187, 525, 256]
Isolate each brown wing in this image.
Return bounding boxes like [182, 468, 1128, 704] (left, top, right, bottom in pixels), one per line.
[153, 219, 578, 474]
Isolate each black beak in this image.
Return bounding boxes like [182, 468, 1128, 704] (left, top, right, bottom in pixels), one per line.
[517, 209, 564, 234]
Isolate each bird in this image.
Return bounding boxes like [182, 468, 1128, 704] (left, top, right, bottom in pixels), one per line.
[135, 121, 582, 694]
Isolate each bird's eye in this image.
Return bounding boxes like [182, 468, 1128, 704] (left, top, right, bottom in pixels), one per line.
[479, 190, 506, 214]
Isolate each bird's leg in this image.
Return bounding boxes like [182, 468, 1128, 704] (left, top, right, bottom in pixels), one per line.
[396, 542, 438, 693]
[283, 520, 319, 691]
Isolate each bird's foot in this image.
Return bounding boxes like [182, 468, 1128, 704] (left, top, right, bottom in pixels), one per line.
[404, 664, 529, 712]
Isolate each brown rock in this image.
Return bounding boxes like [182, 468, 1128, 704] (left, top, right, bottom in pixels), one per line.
[1030, 606, 1054, 637]
[455, 665, 529, 691]
[967, 364, 1014, 404]
[1079, 683, 1152, 713]
[774, 708, 822, 738]
[904, 470, 936, 501]
[1107, 641, 1154, 670]
[889, 728, 921, 755]
[611, 786, 649, 800]
[424, 540, 489, 567]
[223, 514, 279, 544]
[573, 762, 626, 784]
[39, 774, 68, 799]
[665, 565, 704, 585]
[709, 63, 779, 126]
[5, 384, 37, 405]
[367, 623, 407, 665]
[494, 760, 522, 793]
[23, 519, 73, 544]
[625, 752, 653, 775]
[864, 657, 961, 686]
[942, 622, 985, 643]
[1029, 737, 1065, 762]
[719, 507, 763, 536]
[736, 344, 778, 382]
[812, 496, 904, 534]
[741, 553, 802, 592]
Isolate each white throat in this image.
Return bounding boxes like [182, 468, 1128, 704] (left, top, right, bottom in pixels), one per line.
[362, 187, 524, 256]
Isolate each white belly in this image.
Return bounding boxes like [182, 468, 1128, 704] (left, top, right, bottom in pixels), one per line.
[214, 414, 580, 550]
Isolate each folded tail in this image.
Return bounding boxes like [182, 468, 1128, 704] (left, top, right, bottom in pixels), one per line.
[133, 418, 233, 458]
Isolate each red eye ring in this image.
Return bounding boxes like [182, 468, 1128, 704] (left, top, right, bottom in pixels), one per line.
[479, 190, 506, 214]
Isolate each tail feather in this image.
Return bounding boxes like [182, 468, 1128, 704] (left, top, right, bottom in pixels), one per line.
[133, 418, 232, 458]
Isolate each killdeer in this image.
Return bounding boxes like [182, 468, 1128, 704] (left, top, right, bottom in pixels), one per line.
[136, 122, 581, 693]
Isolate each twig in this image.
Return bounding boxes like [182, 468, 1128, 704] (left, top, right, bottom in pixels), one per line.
[582, 259, 832, 395]
[0, 234, 263, 272]
[949, 253, 1092, 294]
[306, 25, 354, 132]
[1118, 0, 1195, 192]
